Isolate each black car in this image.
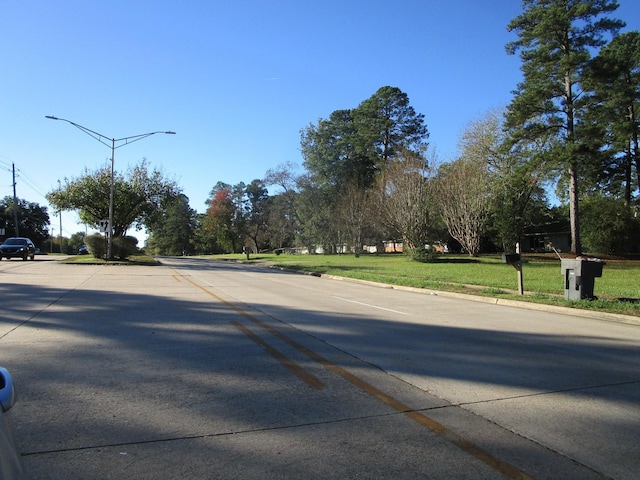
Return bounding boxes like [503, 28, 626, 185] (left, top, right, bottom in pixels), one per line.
[0, 367, 26, 479]
[0, 237, 36, 261]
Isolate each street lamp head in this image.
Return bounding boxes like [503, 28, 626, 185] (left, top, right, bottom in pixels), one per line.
[165, 131, 176, 135]
[45, 115, 60, 120]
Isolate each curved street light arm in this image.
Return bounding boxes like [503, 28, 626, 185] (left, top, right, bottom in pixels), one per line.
[44, 115, 176, 260]
[113, 131, 176, 150]
[45, 116, 176, 150]
[45, 115, 113, 149]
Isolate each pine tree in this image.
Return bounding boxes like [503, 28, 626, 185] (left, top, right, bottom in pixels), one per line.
[506, 0, 624, 254]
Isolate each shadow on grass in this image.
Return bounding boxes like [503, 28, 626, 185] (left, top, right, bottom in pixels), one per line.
[618, 297, 640, 304]
[432, 257, 480, 264]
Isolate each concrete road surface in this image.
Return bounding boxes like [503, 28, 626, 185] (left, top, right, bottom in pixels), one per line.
[0, 256, 638, 479]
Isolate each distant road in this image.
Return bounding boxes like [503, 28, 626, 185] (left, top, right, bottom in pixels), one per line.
[1, 257, 638, 479]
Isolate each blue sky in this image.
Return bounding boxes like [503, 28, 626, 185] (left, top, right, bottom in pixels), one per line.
[1, 1, 638, 239]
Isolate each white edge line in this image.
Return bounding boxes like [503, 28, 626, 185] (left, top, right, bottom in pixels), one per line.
[332, 296, 409, 316]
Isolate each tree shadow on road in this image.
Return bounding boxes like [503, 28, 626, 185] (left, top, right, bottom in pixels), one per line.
[1, 259, 638, 479]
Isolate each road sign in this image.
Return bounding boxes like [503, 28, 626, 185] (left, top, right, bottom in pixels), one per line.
[99, 219, 110, 233]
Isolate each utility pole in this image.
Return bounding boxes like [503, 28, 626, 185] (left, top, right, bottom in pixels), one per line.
[12, 163, 19, 236]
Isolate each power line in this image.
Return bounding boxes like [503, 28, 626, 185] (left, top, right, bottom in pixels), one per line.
[0, 157, 80, 238]
[1, 155, 55, 202]
[14, 167, 50, 201]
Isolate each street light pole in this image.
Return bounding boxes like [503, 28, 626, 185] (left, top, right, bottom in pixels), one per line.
[58, 180, 62, 253]
[108, 137, 116, 260]
[45, 116, 175, 260]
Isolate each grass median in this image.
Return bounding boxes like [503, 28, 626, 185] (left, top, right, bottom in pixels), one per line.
[60, 254, 158, 265]
[212, 252, 640, 317]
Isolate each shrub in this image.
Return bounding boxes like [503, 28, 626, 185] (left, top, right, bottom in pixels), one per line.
[112, 236, 139, 260]
[411, 245, 439, 263]
[84, 234, 106, 259]
[581, 195, 639, 253]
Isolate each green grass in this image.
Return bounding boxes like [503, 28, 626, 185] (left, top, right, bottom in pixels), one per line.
[211, 252, 640, 317]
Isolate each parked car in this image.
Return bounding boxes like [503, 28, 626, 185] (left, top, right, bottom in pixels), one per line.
[0, 367, 26, 479]
[78, 244, 89, 255]
[0, 237, 36, 261]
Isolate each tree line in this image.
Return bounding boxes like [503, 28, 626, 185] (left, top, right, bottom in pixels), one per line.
[38, 1, 639, 258]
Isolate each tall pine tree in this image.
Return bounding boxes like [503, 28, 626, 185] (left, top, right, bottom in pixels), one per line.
[584, 31, 640, 204]
[505, 0, 624, 254]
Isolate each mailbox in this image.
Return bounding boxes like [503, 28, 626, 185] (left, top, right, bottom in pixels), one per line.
[561, 258, 604, 300]
[502, 253, 521, 265]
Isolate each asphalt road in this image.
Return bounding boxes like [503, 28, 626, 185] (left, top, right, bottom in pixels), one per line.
[0, 256, 638, 479]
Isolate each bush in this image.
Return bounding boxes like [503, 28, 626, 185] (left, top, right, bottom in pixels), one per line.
[581, 195, 639, 253]
[112, 236, 139, 260]
[82, 234, 139, 260]
[84, 234, 106, 259]
[410, 245, 439, 263]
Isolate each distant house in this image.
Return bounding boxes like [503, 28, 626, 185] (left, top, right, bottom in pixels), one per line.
[384, 240, 403, 253]
[522, 221, 571, 253]
[381, 241, 448, 254]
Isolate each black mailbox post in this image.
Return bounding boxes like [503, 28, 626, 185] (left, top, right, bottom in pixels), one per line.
[502, 253, 521, 265]
[502, 252, 524, 294]
[561, 258, 604, 300]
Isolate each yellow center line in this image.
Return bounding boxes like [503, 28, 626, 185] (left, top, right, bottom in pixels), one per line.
[231, 319, 325, 390]
[178, 272, 324, 390]
[178, 270, 533, 480]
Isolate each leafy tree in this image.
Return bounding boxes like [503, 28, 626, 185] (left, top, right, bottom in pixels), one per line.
[300, 111, 371, 252]
[47, 159, 180, 237]
[192, 214, 217, 255]
[301, 86, 428, 189]
[69, 231, 86, 250]
[0, 196, 50, 246]
[580, 194, 639, 253]
[299, 86, 429, 252]
[243, 179, 270, 251]
[263, 193, 296, 250]
[506, 0, 624, 254]
[200, 186, 238, 253]
[293, 174, 335, 253]
[146, 194, 196, 255]
[264, 162, 300, 249]
[198, 180, 273, 253]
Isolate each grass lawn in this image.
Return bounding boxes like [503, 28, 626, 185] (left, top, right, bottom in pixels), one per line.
[212, 252, 640, 317]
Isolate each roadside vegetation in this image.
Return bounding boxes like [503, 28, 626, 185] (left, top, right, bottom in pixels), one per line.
[211, 253, 640, 317]
[2, 2, 637, 301]
[62, 254, 158, 265]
